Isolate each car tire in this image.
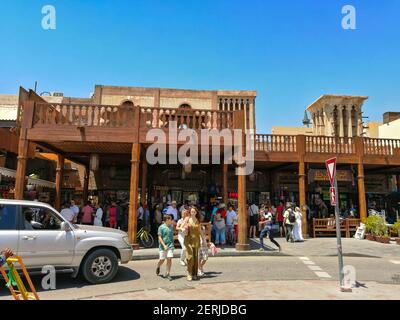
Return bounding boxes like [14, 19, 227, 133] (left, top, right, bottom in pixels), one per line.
[81, 249, 119, 284]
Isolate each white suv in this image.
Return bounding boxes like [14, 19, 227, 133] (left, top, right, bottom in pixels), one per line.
[0, 199, 133, 284]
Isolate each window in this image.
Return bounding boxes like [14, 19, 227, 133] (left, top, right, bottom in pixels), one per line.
[22, 206, 63, 231]
[0, 205, 18, 230]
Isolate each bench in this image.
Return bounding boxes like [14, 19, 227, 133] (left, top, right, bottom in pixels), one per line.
[173, 222, 212, 243]
[313, 218, 349, 238]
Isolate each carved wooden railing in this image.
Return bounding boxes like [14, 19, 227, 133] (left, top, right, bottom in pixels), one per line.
[364, 138, 400, 156]
[305, 136, 355, 154]
[32, 103, 236, 130]
[138, 107, 235, 130]
[254, 134, 297, 152]
[33, 103, 135, 128]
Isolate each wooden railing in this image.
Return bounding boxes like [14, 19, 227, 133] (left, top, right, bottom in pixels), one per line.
[306, 136, 355, 154]
[33, 103, 136, 128]
[32, 103, 235, 130]
[364, 138, 400, 156]
[254, 134, 297, 152]
[138, 107, 235, 130]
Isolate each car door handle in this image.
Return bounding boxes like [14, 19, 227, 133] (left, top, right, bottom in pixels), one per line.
[22, 236, 37, 240]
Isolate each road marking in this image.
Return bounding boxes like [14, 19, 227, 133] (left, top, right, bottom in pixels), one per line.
[314, 271, 332, 278]
[389, 260, 400, 265]
[299, 257, 332, 279]
[308, 266, 323, 271]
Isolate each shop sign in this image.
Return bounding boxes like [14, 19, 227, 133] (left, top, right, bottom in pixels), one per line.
[308, 169, 353, 183]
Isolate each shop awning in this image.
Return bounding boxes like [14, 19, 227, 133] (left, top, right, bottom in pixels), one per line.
[0, 167, 56, 189]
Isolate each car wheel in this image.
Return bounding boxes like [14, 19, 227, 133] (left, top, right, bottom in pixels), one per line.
[82, 249, 119, 284]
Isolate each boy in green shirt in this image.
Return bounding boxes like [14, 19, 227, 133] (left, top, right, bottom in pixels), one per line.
[156, 214, 175, 280]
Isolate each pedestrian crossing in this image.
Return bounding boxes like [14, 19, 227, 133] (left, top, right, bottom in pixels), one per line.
[299, 257, 332, 279]
[389, 260, 400, 265]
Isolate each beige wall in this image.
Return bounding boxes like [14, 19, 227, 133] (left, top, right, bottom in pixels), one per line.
[159, 97, 212, 110]
[364, 122, 382, 138]
[379, 118, 400, 139]
[272, 126, 313, 135]
[100, 94, 155, 107]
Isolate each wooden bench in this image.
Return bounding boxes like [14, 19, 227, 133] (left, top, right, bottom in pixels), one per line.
[347, 218, 361, 237]
[313, 218, 349, 238]
[173, 222, 212, 243]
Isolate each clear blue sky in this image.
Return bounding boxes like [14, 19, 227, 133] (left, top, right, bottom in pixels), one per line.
[1, 0, 399, 133]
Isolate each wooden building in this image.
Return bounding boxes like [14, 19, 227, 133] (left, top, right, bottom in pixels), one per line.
[11, 85, 400, 250]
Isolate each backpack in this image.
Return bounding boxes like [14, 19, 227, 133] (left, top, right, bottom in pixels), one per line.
[288, 209, 296, 223]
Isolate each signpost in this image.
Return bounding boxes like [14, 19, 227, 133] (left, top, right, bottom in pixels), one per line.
[325, 157, 350, 292]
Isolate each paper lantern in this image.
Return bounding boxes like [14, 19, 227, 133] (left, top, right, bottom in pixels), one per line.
[90, 154, 99, 171]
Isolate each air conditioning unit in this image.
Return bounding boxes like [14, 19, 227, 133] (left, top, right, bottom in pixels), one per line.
[51, 92, 64, 97]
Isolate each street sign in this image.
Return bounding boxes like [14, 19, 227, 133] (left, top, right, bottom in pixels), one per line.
[326, 157, 337, 187]
[330, 187, 337, 206]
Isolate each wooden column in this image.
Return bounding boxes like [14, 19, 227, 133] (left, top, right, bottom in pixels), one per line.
[223, 163, 228, 204]
[355, 137, 367, 222]
[82, 166, 89, 205]
[298, 160, 308, 237]
[141, 158, 148, 205]
[235, 164, 250, 251]
[14, 129, 29, 200]
[296, 135, 308, 237]
[55, 155, 64, 211]
[357, 162, 367, 222]
[128, 143, 141, 249]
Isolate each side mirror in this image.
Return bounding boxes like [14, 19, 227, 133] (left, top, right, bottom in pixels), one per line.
[60, 222, 71, 232]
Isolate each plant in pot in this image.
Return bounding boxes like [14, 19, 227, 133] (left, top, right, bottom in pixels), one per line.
[374, 217, 390, 244]
[365, 215, 381, 241]
[393, 220, 400, 245]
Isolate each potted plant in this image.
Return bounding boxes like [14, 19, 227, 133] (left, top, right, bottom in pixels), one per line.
[365, 215, 380, 241]
[393, 221, 400, 245]
[374, 216, 390, 244]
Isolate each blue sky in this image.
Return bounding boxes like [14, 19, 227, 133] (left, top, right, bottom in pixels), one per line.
[1, 0, 399, 133]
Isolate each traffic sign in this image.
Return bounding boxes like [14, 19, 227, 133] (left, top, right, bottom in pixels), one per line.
[330, 187, 337, 206]
[326, 157, 337, 187]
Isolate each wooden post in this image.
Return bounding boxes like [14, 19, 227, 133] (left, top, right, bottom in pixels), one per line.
[357, 162, 367, 222]
[141, 158, 148, 206]
[55, 154, 64, 211]
[223, 163, 228, 204]
[296, 135, 308, 237]
[235, 164, 250, 251]
[298, 160, 308, 237]
[355, 137, 367, 222]
[129, 143, 141, 249]
[14, 101, 35, 200]
[14, 130, 29, 200]
[82, 166, 89, 205]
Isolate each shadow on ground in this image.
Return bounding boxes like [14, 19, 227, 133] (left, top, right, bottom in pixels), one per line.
[0, 266, 140, 298]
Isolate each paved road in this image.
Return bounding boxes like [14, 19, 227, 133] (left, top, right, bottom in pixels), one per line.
[1, 239, 399, 300]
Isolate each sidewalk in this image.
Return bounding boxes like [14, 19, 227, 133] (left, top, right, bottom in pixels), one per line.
[132, 237, 400, 260]
[83, 279, 400, 300]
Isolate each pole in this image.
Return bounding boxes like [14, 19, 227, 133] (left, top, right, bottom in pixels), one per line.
[334, 179, 345, 290]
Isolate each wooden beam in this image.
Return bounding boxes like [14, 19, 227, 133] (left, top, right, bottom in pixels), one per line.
[355, 137, 367, 222]
[55, 154, 64, 211]
[297, 135, 308, 237]
[14, 129, 29, 200]
[82, 166, 89, 205]
[128, 143, 141, 249]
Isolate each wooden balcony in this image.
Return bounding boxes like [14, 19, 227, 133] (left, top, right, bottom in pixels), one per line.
[19, 101, 400, 166]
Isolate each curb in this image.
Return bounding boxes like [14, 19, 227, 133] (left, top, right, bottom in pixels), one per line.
[131, 249, 286, 261]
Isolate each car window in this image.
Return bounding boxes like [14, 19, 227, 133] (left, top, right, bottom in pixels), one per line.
[0, 204, 18, 230]
[22, 206, 62, 231]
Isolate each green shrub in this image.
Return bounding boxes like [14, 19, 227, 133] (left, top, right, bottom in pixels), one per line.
[365, 215, 388, 236]
[393, 220, 400, 237]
